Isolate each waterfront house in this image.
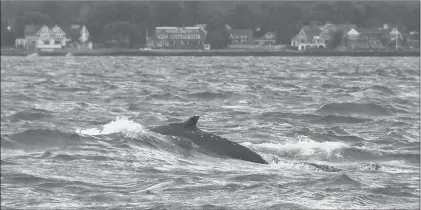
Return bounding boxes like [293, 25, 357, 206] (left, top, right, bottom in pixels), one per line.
[407, 31, 420, 48]
[290, 26, 325, 50]
[62, 24, 91, 49]
[320, 23, 356, 46]
[146, 36, 157, 48]
[291, 23, 357, 50]
[345, 27, 387, 49]
[228, 29, 254, 45]
[148, 26, 207, 49]
[254, 32, 276, 45]
[15, 24, 91, 49]
[344, 24, 410, 49]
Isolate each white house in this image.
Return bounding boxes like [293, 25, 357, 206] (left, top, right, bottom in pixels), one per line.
[15, 24, 92, 49]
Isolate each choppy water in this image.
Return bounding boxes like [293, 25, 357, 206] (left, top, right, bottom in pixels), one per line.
[1, 56, 420, 210]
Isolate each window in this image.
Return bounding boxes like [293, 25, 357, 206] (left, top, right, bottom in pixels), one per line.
[348, 34, 358, 40]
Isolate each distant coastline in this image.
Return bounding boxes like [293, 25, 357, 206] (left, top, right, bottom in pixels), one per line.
[1, 48, 419, 57]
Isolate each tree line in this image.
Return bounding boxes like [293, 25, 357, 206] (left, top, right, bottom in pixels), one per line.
[1, 1, 420, 49]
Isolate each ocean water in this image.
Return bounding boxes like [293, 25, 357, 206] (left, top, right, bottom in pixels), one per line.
[1, 56, 419, 210]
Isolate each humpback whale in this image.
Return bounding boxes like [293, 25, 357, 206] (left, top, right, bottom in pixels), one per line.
[150, 116, 268, 164]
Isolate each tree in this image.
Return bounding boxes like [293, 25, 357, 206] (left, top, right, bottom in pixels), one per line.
[328, 30, 344, 48]
[184, 1, 199, 25]
[101, 21, 135, 47]
[205, 19, 230, 49]
[1, 19, 8, 47]
[14, 11, 52, 37]
[129, 23, 148, 48]
[41, 1, 62, 24]
[153, 2, 183, 26]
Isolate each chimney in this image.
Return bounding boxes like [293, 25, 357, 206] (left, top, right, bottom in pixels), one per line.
[383, 24, 388, 30]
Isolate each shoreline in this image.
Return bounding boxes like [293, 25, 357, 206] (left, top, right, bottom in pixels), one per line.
[1, 48, 419, 57]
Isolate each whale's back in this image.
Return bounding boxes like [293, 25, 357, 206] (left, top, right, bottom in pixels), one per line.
[151, 116, 268, 164]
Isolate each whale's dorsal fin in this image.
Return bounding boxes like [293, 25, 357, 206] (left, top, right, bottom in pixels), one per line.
[184, 116, 200, 128]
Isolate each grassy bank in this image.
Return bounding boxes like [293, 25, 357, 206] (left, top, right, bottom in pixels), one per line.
[1, 48, 419, 57]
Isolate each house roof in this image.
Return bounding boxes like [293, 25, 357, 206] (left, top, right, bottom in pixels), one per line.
[407, 32, 420, 40]
[355, 28, 387, 34]
[59, 25, 85, 39]
[290, 25, 324, 41]
[255, 32, 276, 40]
[155, 26, 207, 39]
[229, 29, 253, 36]
[387, 26, 408, 35]
[304, 27, 322, 39]
[156, 26, 206, 34]
[24, 24, 87, 38]
[24, 25, 44, 36]
[326, 24, 357, 30]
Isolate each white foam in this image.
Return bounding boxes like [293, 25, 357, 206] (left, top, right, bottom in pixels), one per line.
[242, 136, 348, 160]
[76, 116, 147, 138]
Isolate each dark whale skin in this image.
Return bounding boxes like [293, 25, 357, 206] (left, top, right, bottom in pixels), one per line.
[150, 116, 268, 164]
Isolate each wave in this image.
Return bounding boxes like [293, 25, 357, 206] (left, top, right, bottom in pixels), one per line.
[315, 173, 362, 186]
[1, 159, 17, 165]
[261, 111, 321, 122]
[322, 132, 366, 143]
[404, 69, 420, 77]
[260, 111, 371, 124]
[1, 136, 15, 148]
[288, 173, 361, 187]
[271, 160, 343, 172]
[51, 84, 94, 92]
[78, 72, 106, 78]
[2, 171, 126, 191]
[8, 108, 54, 122]
[2, 172, 57, 186]
[365, 85, 395, 95]
[145, 92, 186, 101]
[317, 102, 395, 116]
[3, 129, 82, 149]
[361, 163, 382, 171]
[74, 116, 419, 168]
[76, 116, 147, 138]
[186, 91, 233, 101]
[321, 83, 340, 89]
[38, 151, 117, 162]
[243, 136, 349, 161]
[327, 126, 351, 136]
[375, 69, 390, 77]
[370, 186, 419, 198]
[312, 115, 371, 124]
[341, 146, 420, 164]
